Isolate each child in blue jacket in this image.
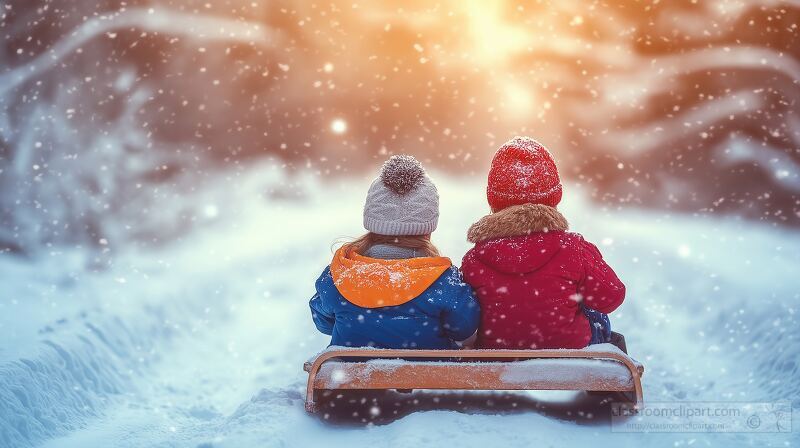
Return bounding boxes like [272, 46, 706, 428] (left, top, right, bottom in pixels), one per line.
[310, 155, 479, 349]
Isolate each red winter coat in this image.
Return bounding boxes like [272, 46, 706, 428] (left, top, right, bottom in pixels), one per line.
[461, 204, 625, 349]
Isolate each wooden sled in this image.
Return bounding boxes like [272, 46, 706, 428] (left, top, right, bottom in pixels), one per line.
[303, 343, 644, 413]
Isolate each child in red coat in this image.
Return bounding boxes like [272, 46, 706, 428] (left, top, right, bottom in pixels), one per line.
[461, 137, 626, 350]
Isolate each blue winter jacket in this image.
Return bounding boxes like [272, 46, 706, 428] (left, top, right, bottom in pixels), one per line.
[309, 248, 480, 349]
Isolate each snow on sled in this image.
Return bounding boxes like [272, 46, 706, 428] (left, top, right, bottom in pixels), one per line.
[303, 342, 644, 412]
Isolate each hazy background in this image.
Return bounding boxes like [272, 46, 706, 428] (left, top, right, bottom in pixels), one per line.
[1, 0, 798, 257]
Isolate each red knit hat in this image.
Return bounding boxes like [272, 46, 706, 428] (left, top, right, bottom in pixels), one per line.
[487, 137, 562, 212]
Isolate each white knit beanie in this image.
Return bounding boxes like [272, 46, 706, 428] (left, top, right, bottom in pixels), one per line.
[363, 155, 439, 236]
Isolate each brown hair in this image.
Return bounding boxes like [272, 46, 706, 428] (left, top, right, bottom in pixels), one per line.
[340, 233, 441, 258]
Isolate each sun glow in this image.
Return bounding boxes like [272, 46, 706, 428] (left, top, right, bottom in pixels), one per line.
[460, 0, 532, 66]
[330, 118, 348, 134]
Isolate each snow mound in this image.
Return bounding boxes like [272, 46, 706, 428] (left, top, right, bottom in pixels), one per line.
[0, 314, 140, 447]
[0, 253, 238, 448]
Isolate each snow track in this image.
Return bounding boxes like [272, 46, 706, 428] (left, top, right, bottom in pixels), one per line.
[1, 169, 798, 447]
[0, 250, 245, 447]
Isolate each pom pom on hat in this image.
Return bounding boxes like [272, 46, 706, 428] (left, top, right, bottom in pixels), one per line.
[380, 155, 425, 195]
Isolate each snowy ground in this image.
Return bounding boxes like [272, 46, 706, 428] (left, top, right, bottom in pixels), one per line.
[1, 163, 798, 447]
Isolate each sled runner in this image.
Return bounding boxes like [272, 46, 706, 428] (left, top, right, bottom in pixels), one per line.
[303, 342, 644, 412]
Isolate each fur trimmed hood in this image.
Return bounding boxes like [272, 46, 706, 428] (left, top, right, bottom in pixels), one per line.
[467, 204, 569, 243]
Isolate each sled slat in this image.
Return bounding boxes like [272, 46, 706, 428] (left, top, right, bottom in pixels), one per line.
[315, 361, 633, 391]
[304, 344, 644, 413]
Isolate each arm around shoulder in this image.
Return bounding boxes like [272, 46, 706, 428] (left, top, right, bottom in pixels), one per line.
[440, 267, 481, 342]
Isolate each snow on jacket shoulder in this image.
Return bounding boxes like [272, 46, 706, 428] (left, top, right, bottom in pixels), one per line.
[462, 203, 625, 349]
[309, 247, 480, 349]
